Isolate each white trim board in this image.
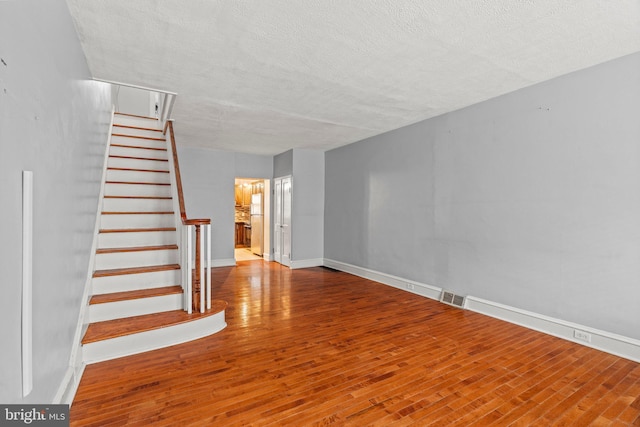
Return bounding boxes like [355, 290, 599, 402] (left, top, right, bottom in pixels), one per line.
[323, 258, 442, 301]
[465, 296, 640, 363]
[211, 258, 237, 268]
[22, 170, 33, 397]
[53, 363, 86, 406]
[290, 258, 324, 270]
[323, 258, 640, 363]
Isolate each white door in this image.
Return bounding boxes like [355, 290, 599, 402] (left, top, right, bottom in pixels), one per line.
[281, 177, 292, 267]
[273, 176, 292, 266]
[273, 179, 282, 264]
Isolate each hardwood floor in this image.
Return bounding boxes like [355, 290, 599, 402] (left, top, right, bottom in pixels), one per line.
[71, 261, 640, 426]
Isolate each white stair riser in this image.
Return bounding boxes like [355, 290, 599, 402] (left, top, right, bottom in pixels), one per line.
[110, 145, 168, 160]
[95, 249, 178, 270]
[102, 197, 173, 212]
[112, 127, 165, 139]
[108, 156, 169, 171]
[83, 310, 227, 364]
[98, 230, 177, 248]
[89, 294, 182, 323]
[100, 213, 174, 229]
[113, 115, 160, 129]
[104, 183, 171, 197]
[106, 169, 170, 184]
[111, 135, 166, 149]
[92, 269, 180, 294]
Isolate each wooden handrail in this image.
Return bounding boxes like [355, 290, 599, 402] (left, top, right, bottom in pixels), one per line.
[164, 121, 211, 226]
[165, 120, 186, 222]
[164, 120, 211, 312]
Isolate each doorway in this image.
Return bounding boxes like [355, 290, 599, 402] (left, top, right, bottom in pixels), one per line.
[273, 176, 292, 267]
[234, 178, 266, 261]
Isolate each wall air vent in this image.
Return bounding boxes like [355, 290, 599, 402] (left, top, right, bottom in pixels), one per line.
[440, 290, 466, 309]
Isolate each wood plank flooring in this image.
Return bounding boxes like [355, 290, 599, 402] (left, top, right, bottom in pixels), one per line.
[71, 261, 640, 426]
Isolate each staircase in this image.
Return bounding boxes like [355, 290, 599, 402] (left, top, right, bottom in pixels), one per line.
[81, 112, 226, 364]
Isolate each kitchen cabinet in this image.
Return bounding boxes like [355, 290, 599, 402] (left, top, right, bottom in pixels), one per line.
[235, 222, 246, 247]
[244, 224, 251, 247]
[234, 186, 242, 206]
[244, 185, 252, 206]
[235, 184, 254, 206]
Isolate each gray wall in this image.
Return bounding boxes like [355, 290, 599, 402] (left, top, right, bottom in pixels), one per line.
[178, 145, 324, 265]
[274, 149, 293, 178]
[0, 0, 112, 403]
[325, 52, 640, 340]
[291, 149, 325, 262]
[178, 146, 273, 262]
[113, 85, 152, 117]
[273, 148, 325, 263]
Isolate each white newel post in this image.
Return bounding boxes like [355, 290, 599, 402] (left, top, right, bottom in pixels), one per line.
[185, 224, 193, 314]
[199, 225, 205, 313]
[206, 223, 212, 310]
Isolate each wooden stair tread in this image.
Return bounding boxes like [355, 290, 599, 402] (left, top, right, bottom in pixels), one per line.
[89, 286, 183, 305]
[112, 124, 163, 133]
[93, 264, 180, 278]
[107, 167, 169, 173]
[82, 302, 228, 344]
[103, 195, 172, 200]
[99, 227, 176, 233]
[101, 211, 174, 215]
[109, 155, 168, 162]
[96, 244, 178, 254]
[111, 143, 167, 152]
[111, 133, 166, 142]
[105, 180, 171, 186]
[114, 112, 158, 120]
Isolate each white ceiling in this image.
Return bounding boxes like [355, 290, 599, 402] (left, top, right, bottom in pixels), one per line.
[66, 0, 640, 156]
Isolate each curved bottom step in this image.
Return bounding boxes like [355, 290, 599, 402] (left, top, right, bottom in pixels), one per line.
[82, 301, 227, 364]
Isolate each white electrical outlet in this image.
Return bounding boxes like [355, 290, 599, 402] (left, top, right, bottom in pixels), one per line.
[574, 330, 592, 343]
[407, 283, 415, 290]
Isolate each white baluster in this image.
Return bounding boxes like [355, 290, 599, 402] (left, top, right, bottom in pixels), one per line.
[206, 223, 212, 310]
[185, 224, 193, 314]
[199, 224, 205, 313]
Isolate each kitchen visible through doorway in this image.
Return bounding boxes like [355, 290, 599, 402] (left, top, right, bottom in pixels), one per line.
[234, 178, 265, 258]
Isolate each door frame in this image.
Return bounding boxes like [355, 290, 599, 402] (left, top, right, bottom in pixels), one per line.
[273, 176, 292, 267]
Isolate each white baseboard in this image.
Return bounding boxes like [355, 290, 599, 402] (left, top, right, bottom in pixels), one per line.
[465, 296, 640, 363]
[53, 363, 86, 406]
[323, 258, 442, 300]
[323, 258, 640, 362]
[53, 367, 73, 404]
[290, 258, 324, 269]
[263, 253, 272, 262]
[211, 258, 236, 268]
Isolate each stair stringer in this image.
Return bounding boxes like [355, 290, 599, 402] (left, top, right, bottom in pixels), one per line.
[56, 107, 116, 405]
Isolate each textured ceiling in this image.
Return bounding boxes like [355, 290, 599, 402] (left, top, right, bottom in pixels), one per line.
[66, 0, 640, 155]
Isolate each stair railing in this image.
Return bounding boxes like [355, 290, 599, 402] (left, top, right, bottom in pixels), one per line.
[164, 120, 212, 314]
[93, 78, 177, 121]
